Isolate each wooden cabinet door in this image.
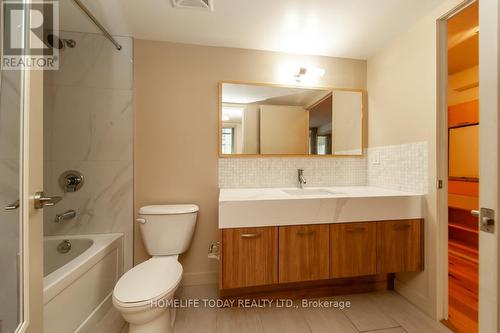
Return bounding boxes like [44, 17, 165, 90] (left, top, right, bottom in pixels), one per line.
[330, 222, 377, 278]
[377, 220, 423, 273]
[278, 224, 329, 283]
[221, 227, 278, 289]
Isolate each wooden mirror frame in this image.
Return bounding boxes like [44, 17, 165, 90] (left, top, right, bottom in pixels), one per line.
[218, 80, 367, 158]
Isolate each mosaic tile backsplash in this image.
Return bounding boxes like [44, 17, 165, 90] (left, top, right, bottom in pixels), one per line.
[219, 157, 367, 188]
[219, 141, 428, 194]
[367, 141, 428, 194]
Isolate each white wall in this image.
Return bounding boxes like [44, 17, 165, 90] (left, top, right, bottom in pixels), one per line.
[367, 0, 463, 319]
[43, 32, 134, 269]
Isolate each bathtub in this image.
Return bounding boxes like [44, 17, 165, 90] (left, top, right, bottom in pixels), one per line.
[43, 234, 124, 333]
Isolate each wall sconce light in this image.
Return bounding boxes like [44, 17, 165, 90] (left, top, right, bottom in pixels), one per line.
[294, 67, 308, 82]
[293, 65, 325, 83]
[277, 62, 326, 85]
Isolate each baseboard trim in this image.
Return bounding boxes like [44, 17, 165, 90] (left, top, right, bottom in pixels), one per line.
[181, 271, 218, 286]
[394, 278, 434, 318]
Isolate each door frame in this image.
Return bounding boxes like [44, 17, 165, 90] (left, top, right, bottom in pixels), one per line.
[437, 0, 500, 331]
[6, 0, 32, 331]
[17, 56, 30, 333]
[15, 1, 45, 331]
[436, 0, 478, 323]
[477, 0, 500, 331]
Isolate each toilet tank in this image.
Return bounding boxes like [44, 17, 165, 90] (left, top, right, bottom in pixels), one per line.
[137, 204, 198, 256]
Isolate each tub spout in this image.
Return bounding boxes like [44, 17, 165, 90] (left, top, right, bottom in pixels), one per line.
[54, 210, 76, 223]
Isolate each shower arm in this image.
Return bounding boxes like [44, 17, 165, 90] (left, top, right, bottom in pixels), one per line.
[72, 0, 123, 51]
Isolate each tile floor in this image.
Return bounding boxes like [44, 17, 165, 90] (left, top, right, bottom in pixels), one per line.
[118, 285, 452, 333]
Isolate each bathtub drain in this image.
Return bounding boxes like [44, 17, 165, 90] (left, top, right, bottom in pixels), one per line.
[57, 240, 72, 254]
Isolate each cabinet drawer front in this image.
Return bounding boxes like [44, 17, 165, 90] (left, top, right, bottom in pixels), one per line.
[278, 224, 329, 283]
[330, 222, 377, 278]
[221, 227, 278, 289]
[377, 220, 423, 273]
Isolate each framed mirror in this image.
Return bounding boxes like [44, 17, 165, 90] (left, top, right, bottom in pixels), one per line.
[219, 81, 365, 157]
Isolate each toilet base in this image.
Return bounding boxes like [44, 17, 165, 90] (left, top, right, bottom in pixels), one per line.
[129, 308, 172, 333]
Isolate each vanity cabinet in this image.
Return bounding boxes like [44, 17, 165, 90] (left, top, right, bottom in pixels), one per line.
[220, 227, 278, 289]
[219, 219, 423, 294]
[278, 224, 329, 283]
[377, 220, 423, 273]
[330, 222, 377, 278]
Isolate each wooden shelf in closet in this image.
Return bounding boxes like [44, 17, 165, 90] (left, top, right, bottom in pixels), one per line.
[449, 222, 478, 234]
[448, 251, 478, 333]
[449, 239, 478, 263]
[448, 99, 479, 128]
[449, 253, 478, 291]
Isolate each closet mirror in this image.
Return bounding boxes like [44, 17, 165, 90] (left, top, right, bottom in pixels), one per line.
[219, 82, 364, 156]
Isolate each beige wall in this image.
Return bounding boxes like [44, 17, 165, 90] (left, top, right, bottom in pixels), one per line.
[367, 0, 463, 320]
[134, 40, 366, 285]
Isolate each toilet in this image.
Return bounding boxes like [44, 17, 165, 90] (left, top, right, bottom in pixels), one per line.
[112, 204, 198, 333]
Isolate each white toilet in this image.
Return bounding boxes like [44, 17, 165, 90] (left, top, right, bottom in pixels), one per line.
[112, 204, 198, 333]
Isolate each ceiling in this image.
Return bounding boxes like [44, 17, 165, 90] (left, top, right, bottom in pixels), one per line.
[448, 2, 478, 74]
[222, 83, 329, 106]
[60, 0, 447, 59]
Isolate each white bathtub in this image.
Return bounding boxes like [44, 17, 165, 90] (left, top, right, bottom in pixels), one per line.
[43, 234, 124, 333]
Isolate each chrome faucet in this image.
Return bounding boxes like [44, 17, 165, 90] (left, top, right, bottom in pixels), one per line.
[298, 169, 307, 188]
[54, 210, 76, 223]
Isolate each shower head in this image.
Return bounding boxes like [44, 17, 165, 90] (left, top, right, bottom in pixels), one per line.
[47, 34, 76, 50]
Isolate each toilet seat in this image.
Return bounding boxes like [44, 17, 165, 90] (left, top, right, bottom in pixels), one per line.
[113, 256, 182, 308]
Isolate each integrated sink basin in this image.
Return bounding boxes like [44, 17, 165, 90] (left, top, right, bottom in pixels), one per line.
[219, 186, 424, 229]
[282, 189, 345, 196]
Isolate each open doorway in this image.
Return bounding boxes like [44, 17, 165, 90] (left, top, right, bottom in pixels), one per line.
[442, 1, 479, 332]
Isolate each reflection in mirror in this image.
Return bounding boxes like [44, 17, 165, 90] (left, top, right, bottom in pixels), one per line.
[220, 82, 363, 156]
[308, 94, 332, 155]
[332, 91, 363, 155]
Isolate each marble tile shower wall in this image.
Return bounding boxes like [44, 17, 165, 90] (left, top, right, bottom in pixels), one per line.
[43, 32, 134, 269]
[218, 156, 367, 188]
[367, 142, 428, 193]
[219, 142, 428, 193]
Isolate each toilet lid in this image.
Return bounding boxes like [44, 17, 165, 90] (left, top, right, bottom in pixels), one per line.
[139, 204, 199, 215]
[113, 257, 182, 303]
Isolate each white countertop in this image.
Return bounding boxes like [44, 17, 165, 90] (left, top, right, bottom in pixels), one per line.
[219, 186, 422, 202]
[218, 186, 424, 229]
